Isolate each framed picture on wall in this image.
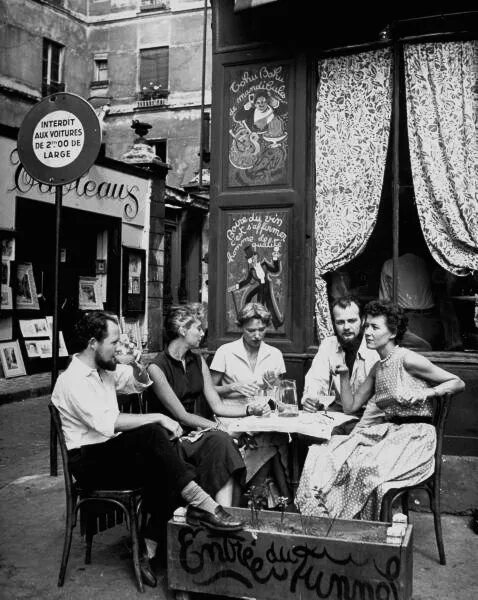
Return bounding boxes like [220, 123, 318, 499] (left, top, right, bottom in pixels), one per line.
[78, 276, 103, 310]
[0, 340, 26, 378]
[15, 262, 40, 310]
[1, 260, 9, 286]
[1, 237, 15, 261]
[122, 247, 146, 314]
[1, 285, 13, 310]
[96, 259, 107, 274]
[19, 318, 49, 338]
[122, 318, 142, 349]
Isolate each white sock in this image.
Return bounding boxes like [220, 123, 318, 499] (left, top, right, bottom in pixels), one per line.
[181, 481, 218, 515]
[144, 538, 157, 559]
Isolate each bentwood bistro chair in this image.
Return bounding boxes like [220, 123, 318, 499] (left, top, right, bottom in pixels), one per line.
[49, 403, 145, 592]
[380, 393, 453, 565]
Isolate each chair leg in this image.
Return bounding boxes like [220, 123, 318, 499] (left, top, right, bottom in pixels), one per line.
[129, 499, 144, 593]
[430, 488, 446, 565]
[401, 491, 409, 518]
[380, 491, 393, 522]
[58, 509, 75, 587]
[85, 532, 93, 564]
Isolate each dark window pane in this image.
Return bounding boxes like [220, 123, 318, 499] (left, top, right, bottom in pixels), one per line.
[139, 47, 169, 92]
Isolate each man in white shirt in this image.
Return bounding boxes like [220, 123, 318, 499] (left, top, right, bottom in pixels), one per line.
[302, 296, 380, 433]
[379, 252, 443, 347]
[52, 311, 243, 586]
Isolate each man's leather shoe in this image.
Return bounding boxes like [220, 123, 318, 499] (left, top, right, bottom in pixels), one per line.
[139, 555, 157, 587]
[186, 505, 244, 532]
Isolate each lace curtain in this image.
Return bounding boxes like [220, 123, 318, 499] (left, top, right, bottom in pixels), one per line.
[314, 49, 392, 339]
[404, 41, 478, 275]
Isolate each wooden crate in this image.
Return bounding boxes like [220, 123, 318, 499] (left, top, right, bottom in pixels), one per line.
[168, 507, 413, 600]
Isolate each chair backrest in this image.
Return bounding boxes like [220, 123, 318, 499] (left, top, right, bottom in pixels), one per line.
[49, 402, 76, 499]
[431, 393, 452, 485]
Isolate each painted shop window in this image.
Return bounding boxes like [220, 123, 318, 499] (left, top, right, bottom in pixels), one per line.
[226, 62, 290, 187]
[225, 209, 288, 335]
[139, 47, 169, 100]
[42, 39, 64, 97]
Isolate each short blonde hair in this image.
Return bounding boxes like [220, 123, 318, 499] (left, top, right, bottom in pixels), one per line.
[164, 305, 200, 341]
[236, 302, 271, 327]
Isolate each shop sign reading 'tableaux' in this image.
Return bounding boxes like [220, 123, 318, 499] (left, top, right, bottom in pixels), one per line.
[7, 146, 147, 225]
[17, 93, 101, 185]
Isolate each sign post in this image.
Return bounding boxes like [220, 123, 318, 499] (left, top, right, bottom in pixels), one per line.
[17, 93, 102, 476]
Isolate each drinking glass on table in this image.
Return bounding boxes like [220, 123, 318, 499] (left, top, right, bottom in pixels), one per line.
[277, 379, 299, 417]
[250, 389, 271, 417]
[316, 393, 335, 416]
[302, 388, 335, 415]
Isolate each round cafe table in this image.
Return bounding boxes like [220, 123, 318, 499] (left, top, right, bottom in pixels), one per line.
[224, 410, 358, 498]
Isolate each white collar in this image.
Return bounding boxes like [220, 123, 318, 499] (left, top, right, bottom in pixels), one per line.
[229, 337, 272, 366]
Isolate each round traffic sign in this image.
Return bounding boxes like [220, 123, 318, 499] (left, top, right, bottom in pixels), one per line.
[17, 92, 102, 185]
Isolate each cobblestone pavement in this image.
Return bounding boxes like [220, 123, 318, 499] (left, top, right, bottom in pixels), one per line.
[0, 395, 477, 600]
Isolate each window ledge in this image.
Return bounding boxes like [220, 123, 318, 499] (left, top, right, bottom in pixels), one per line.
[90, 80, 109, 89]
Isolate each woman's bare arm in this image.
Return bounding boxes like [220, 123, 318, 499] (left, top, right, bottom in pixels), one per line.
[339, 363, 378, 414]
[403, 351, 465, 400]
[210, 370, 261, 398]
[147, 364, 215, 429]
[203, 359, 266, 417]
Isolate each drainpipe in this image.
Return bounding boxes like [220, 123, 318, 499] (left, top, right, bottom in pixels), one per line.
[198, 0, 208, 188]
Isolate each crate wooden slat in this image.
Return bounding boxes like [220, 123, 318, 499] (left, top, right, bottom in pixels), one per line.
[168, 507, 413, 600]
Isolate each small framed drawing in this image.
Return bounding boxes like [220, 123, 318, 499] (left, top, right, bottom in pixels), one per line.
[96, 259, 107, 274]
[25, 340, 42, 358]
[15, 262, 40, 310]
[122, 318, 142, 349]
[19, 318, 49, 338]
[122, 247, 146, 314]
[37, 339, 52, 358]
[1, 237, 15, 261]
[1, 260, 9, 286]
[1, 285, 13, 310]
[0, 340, 26, 378]
[25, 333, 68, 359]
[78, 276, 103, 310]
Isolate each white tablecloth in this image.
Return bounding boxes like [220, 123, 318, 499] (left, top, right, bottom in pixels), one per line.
[224, 410, 357, 441]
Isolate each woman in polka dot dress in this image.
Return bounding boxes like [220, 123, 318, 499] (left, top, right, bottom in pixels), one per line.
[295, 300, 464, 520]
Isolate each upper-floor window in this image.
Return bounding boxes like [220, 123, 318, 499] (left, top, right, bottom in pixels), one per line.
[139, 47, 169, 102]
[95, 59, 108, 82]
[90, 55, 109, 88]
[42, 39, 64, 97]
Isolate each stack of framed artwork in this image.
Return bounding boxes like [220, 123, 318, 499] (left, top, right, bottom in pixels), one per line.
[0, 234, 70, 378]
[20, 318, 68, 360]
[0, 234, 27, 378]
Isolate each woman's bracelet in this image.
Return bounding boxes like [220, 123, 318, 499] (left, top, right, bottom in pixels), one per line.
[246, 404, 252, 416]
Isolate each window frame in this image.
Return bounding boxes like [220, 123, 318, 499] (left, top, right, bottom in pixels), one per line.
[138, 46, 170, 100]
[94, 58, 109, 83]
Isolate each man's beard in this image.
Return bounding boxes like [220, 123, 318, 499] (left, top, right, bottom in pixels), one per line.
[96, 353, 117, 371]
[338, 331, 363, 351]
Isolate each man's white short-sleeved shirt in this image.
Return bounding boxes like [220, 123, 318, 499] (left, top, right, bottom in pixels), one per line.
[52, 355, 151, 450]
